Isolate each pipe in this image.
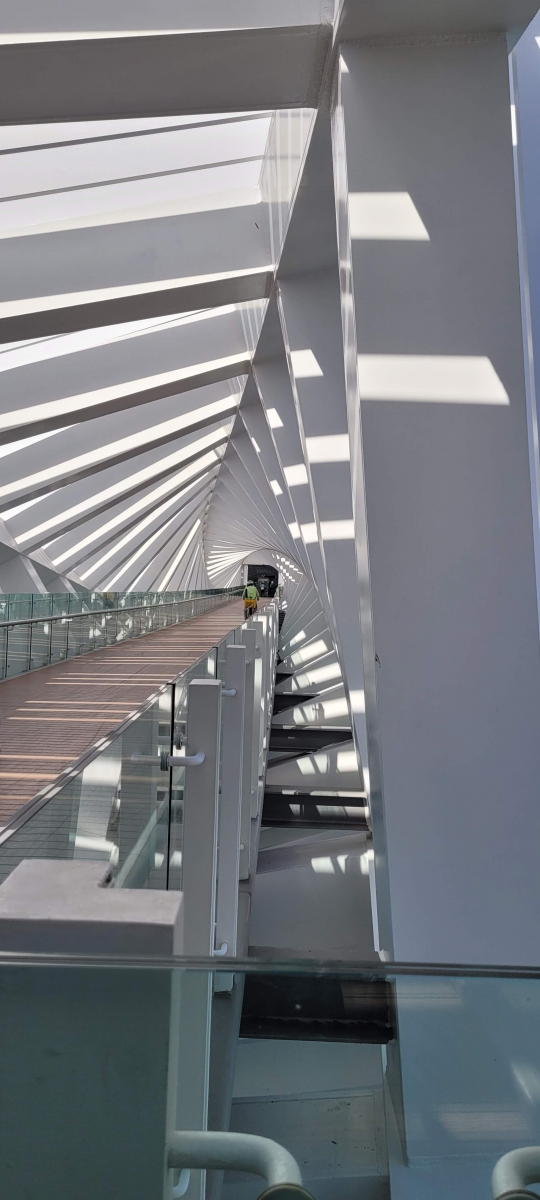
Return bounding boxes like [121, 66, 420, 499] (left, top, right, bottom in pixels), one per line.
[493, 1147, 540, 1198]
[168, 1130, 303, 1188]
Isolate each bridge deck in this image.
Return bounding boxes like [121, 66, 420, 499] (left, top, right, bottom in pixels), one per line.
[0, 600, 244, 826]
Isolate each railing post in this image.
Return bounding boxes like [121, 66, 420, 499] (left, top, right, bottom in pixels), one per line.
[172, 677, 222, 1200]
[239, 627, 256, 879]
[250, 618, 265, 818]
[181, 678, 222, 955]
[215, 644, 245, 957]
[27, 619, 33, 673]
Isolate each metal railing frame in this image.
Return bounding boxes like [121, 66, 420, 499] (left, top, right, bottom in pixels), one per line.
[0, 591, 240, 682]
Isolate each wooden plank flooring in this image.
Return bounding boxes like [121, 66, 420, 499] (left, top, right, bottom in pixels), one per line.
[0, 600, 244, 826]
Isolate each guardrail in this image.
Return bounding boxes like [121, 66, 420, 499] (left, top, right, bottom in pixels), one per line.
[0, 590, 240, 682]
[0, 586, 241, 624]
[0, 600, 279, 918]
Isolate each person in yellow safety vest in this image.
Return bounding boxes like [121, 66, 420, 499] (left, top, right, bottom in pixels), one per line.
[243, 580, 259, 616]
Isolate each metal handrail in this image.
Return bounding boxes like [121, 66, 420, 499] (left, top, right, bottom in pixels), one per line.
[0, 586, 242, 624]
[0, 591, 238, 629]
[493, 1148, 540, 1199]
[168, 1130, 313, 1198]
[0, 590, 240, 684]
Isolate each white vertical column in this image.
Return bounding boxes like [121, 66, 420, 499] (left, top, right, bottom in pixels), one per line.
[253, 613, 269, 783]
[239, 626, 256, 878]
[215, 644, 246, 957]
[181, 678, 222, 956]
[250, 619, 263, 817]
[333, 34, 540, 966]
[174, 677, 221, 1200]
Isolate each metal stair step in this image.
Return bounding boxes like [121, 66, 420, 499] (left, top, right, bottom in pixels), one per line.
[262, 790, 369, 829]
[240, 974, 394, 1044]
[272, 691, 319, 713]
[269, 726, 352, 753]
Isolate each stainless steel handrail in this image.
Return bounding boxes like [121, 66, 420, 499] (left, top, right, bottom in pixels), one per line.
[0, 591, 238, 629]
[0, 590, 240, 683]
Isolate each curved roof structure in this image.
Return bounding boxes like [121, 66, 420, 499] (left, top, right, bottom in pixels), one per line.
[0, 2, 336, 597]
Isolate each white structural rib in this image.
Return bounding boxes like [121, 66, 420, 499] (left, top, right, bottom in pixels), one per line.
[0, 399, 238, 503]
[52, 471, 217, 570]
[0, 267, 273, 343]
[12, 445, 226, 549]
[0, 26, 330, 123]
[0, 356, 249, 444]
[2, 423, 232, 510]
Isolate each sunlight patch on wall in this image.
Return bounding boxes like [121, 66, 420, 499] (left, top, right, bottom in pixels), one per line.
[349, 192, 429, 241]
[358, 355, 509, 405]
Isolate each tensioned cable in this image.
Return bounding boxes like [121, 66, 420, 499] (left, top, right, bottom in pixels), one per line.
[0, 112, 273, 157]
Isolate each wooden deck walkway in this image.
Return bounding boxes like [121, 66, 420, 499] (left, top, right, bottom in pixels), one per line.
[0, 599, 244, 826]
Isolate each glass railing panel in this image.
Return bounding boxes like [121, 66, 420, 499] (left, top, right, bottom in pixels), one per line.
[28, 594, 52, 620]
[113, 688, 172, 891]
[49, 616, 71, 664]
[65, 615, 84, 659]
[0, 773, 84, 887]
[74, 612, 96, 656]
[2, 960, 539, 1200]
[167, 649, 220, 890]
[0, 623, 7, 678]
[6, 595, 32, 621]
[28, 620, 53, 671]
[5, 622, 31, 677]
[168, 678, 188, 891]
[0, 688, 173, 891]
[0, 587, 241, 625]
[105, 611, 119, 646]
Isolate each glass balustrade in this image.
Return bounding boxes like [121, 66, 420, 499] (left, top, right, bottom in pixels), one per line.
[0, 616, 253, 893]
[0, 586, 241, 625]
[0, 954, 537, 1200]
[0, 601, 277, 895]
[0, 589, 241, 682]
[0, 685, 172, 889]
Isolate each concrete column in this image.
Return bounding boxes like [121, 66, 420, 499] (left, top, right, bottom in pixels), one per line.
[333, 33, 540, 966]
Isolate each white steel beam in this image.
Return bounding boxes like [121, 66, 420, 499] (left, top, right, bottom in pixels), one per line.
[215, 644, 246, 957]
[0, 356, 248, 445]
[0, 267, 272, 343]
[0, 26, 330, 124]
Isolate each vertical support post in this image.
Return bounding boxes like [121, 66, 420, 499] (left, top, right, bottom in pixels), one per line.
[172, 677, 221, 1200]
[250, 620, 264, 818]
[181, 678, 222, 956]
[165, 681, 175, 892]
[239, 627, 256, 879]
[215, 644, 246, 957]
